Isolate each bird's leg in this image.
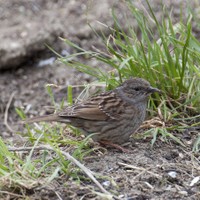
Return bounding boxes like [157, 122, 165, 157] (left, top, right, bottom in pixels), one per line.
[99, 140, 130, 153]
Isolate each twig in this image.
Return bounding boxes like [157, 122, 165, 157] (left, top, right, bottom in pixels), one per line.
[8, 145, 112, 196]
[4, 91, 16, 133]
[0, 190, 24, 198]
[117, 162, 162, 178]
[9, 146, 48, 152]
[54, 191, 63, 200]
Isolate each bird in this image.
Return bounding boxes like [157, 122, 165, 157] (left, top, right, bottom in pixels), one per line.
[25, 78, 160, 146]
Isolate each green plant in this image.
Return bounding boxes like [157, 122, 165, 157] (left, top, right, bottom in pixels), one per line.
[58, 0, 200, 149]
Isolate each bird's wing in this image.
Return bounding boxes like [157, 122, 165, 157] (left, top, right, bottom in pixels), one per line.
[98, 91, 125, 119]
[58, 91, 123, 121]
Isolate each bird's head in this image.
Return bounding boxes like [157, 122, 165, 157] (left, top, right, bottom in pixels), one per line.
[116, 78, 161, 103]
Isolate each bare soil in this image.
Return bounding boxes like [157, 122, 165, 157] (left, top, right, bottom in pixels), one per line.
[0, 0, 199, 199]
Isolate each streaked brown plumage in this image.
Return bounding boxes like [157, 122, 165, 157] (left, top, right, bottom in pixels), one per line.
[25, 78, 160, 144]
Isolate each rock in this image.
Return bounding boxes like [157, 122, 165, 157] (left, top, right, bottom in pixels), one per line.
[0, 20, 63, 70]
[0, 0, 198, 70]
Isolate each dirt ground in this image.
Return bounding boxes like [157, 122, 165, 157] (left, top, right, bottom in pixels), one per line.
[0, 0, 199, 199]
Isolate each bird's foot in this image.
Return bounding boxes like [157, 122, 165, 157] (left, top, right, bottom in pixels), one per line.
[99, 140, 130, 153]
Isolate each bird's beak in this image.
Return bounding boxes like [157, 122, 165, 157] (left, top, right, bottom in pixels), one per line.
[147, 86, 161, 94]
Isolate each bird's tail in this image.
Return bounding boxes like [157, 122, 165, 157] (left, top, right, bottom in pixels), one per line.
[23, 114, 61, 124]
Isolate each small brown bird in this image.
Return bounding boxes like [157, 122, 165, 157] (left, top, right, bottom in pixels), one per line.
[25, 78, 160, 145]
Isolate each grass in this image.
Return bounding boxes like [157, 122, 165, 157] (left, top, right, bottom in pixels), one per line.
[1, 0, 200, 198]
[59, 0, 200, 147]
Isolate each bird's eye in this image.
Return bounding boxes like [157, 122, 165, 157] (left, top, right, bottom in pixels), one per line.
[134, 87, 140, 91]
